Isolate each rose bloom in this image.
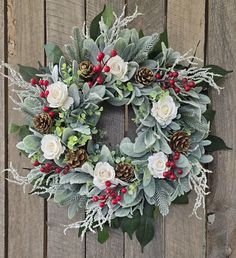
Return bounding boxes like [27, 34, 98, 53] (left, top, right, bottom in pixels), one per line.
[107, 55, 128, 81]
[47, 81, 74, 111]
[148, 152, 168, 178]
[151, 95, 178, 127]
[41, 134, 65, 160]
[93, 162, 116, 189]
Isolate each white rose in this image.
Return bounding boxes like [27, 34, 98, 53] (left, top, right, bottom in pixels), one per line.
[47, 81, 74, 111]
[148, 152, 168, 178]
[107, 55, 128, 80]
[41, 135, 65, 160]
[151, 95, 178, 127]
[93, 162, 116, 189]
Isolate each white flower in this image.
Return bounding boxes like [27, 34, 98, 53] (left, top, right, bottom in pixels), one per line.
[93, 162, 116, 189]
[151, 95, 178, 127]
[148, 152, 168, 178]
[41, 135, 65, 160]
[47, 81, 74, 111]
[107, 55, 128, 80]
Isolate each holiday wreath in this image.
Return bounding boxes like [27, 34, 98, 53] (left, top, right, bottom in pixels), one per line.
[1, 5, 231, 250]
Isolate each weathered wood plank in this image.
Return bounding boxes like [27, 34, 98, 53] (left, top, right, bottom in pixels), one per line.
[85, 1, 125, 258]
[165, 1, 206, 258]
[124, 1, 166, 257]
[46, 1, 85, 257]
[7, 1, 45, 258]
[207, 1, 236, 257]
[0, 0, 5, 257]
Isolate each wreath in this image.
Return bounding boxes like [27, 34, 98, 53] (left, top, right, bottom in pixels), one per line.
[2, 5, 231, 250]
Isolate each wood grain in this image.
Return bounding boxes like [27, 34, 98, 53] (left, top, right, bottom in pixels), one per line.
[0, 0, 5, 257]
[207, 1, 236, 257]
[46, 1, 85, 257]
[7, 1, 45, 258]
[165, 1, 206, 258]
[85, 2, 125, 257]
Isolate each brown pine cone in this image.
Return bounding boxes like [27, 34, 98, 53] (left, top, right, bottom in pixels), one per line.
[170, 131, 190, 153]
[135, 67, 154, 86]
[66, 149, 88, 168]
[33, 113, 52, 134]
[79, 60, 94, 80]
[115, 163, 135, 182]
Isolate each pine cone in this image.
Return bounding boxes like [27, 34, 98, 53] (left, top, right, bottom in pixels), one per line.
[79, 60, 94, 80]
[115, 163, 135, 182]
[66, 149, 88, 168]
[135, 67, 154, 86]
[170, 131, 190, 153]
[33, 113, 52, 134]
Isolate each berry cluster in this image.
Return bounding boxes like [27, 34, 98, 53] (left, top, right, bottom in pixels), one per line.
[91, 180, 127, 208]
[155, 70, 196, 94]
[88, 49, 117, 87]
[42, 106, 55, 118]
[163, 152, 183, 181]
[33, 160, 70, 174]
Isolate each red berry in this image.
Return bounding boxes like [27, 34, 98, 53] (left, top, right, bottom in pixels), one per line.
[173, 155, 180, 160]
[155, 73, 161, 79]
[166, 161, 171, 167]
[64, 166, 70, 174]
[45, 162, 51, 169]
[94, 64, 102, 72]
[92, 196, 99, 202]
[188, 81, 196, 88]
[161, 85, 166, 91]
[96, 76, 103, 85]
[105, 188, 111, 194]
[163, 171, 170, 178]
[33, 160, 40, 166]
[111, 199, 118, 205]
[110, 49, 117, 57]
[170, 161, 175, 167]
[175, 151, 180, 156]
[30, 77, 37, 85]
[43, 80, 49, 87]
[182, 78, 188, 83]
[105, 181, 112, 187]
[103, 65, 110, 72]
[43, 106, 49, 112]
[172, 71, 179, 78]
[168, 72, 173, 77]
[96, 52, 105, 62]
[177, 169, 183, 175]
[170, 174, 177, 180]
[49, 111, 55, 118]
[121, 187, 127, 194]
[169, 79, 175, 85]
[40, 92, 45, 98]
[116, 195, 122, 201]
[99, 202, 106, 208]
[99, 195, 106, 201]
[87, 81, 94, 88]
[39, 79, 44, 85]
[55, 167, 62, 174]
[184, 85, 191, 92]
[40, 167, 46, 172]
[174, 87, 180, 94]
[45, 90, 49, 97]
[110, 192, 117, 198]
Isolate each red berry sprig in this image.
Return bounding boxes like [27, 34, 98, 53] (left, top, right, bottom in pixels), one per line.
[38, 162, 70, 175]
[163, 152, 183, 181]
[91, 180, 127, 208]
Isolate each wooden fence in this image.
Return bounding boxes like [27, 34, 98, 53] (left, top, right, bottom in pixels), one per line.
[0, 0, 235, 257]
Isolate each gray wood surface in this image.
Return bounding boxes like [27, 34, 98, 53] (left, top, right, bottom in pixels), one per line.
[1, 1, 235, 257]
[207, 1, 236, 258]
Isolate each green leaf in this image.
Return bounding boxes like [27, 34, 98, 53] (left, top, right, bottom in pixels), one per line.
[120, 211, 141, 239]
[9, 123, 20, 133]
[205, 135, 231, 152]
[19, 125, 31, 140]
[18, 64, 40, 82]
[204, 109, 216, 123]
[148, 30, 168, 58]
[205, 65, 232, 79]
[44, 43, 63, 64]
[111, 218, 120, 229]
[97, 227, 109, 244]
[139, 29, 144, 38]
[136, 215, 155, 252]
[102, 4, 113, 27]
[173, 193, 189, 204]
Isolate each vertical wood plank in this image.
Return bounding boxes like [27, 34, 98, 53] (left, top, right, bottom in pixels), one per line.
[45, 1, 85, 257]
[124, 1, 166, 257]
[0, 0, 5, 257]
[7, 1, 45, 258]
[85, 1, 125, 258]
[207, 1, 236, 257]
[165, 1, 206, 258]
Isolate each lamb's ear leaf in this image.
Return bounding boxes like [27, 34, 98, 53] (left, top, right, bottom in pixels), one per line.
[97, 227, 109, 244]
[44, 43, 63, 64]
[205, 135, 232, 152]
[148, 30, 168, 58]
[18, 64, 40, 82]
[204, 65, 233, 79]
